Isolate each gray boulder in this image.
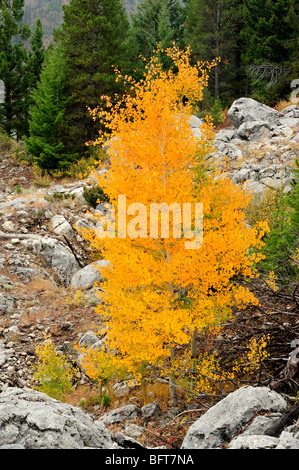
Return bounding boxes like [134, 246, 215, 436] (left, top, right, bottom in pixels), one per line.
[0, 197, 29, 213]
[228, 98, 280, 129]
[227, 429, 299, 449]
[181, 385, 287, 449]
[237, 120, 273, 141]
[227, 434, 280, 449]
[2, 220, 15, 232]
[0, 387, 116, 449]
[49, 214, 74, 240]
[189, 115, 203, 128]
[191, 127, 202, 140]
[0, 274, 14, 289]
[141, 401, 160, 419]
[78, 330, 103, 348]
[278, 116, 299, 128]
[76, 330, 106, 371]
[21, 237, 80, 286]
[214, 140, 242, 159]
[0, 293, 15, 315]
[70, 260, 110, 290]
[99, 404, 140, 426]
[281, 104, 299, 116]
[214, 129, 237, 142]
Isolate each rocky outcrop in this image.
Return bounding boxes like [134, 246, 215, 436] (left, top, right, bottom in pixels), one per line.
[21, 236, 80, 286]
[1, 385, 298, 449]
[70, 259, 110, 290]
[181, 385, 299, 449]
[98, 404, 140, 426]
[212, 99, 299, 197]
[227, 97, 281, 128]
[48, 214, 74, 239]
[0, 387, 117, 449]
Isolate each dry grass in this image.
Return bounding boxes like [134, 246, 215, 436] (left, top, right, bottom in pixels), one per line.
[275, 98, 296, 112]
[25, 278, 57, 292]
[244, 185, 285, 230]
[143, 382, 171, 406]
[65, 384, 102, 407]
[32, 168, 52, 187]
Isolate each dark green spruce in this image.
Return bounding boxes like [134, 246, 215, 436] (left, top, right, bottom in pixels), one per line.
[0, 0, 31, 138]
[25, 44, 76, 172]
[55, 0, 131, 158]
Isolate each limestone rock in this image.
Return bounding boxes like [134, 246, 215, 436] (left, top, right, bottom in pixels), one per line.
[21, 237, 80, 286]
[49, 214, 74, 239]
[228, 98, 280, 129]
[0, 293, 15, 315]
[70, 260, 109, 290]
[227, 434, 280, 449]
[2, 221, 15, 232]
[141, 401, 160, 419]
[237, 120, 273, 141]
[99, 404, 140, 425]
[189, 115, 203, 128]
[181, 386, 287, 449]
[0, 387, 116, 449]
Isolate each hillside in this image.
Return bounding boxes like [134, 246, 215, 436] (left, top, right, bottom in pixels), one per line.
[24, 0, 140, 45]
[0, 98, 298, 449]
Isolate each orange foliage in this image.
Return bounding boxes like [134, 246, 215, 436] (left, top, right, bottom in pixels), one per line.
[83, 46, 268, 379]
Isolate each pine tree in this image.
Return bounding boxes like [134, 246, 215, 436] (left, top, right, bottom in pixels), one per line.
[55, 0, 130, 157]
[25, 45, 76, 172]
[129, 0, 186, 76]
[241, 0, 299, 102]
[27, 18, 45, 92]
[0, 0, 31, 138]
[242, 0, 294, 65]
[167, 0, 186, 49]
[185, 0, 245, 103]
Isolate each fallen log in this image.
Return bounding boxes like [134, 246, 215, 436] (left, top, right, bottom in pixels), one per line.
[264, 400, 299, 437]
[0, 231, 44, 240]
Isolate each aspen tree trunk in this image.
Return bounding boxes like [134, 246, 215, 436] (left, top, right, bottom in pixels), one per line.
[169, 344, 177, 405]
[190, 327, 198, 388]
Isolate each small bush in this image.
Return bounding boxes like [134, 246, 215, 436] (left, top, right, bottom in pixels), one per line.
[13, 184, 22, 194]
[33, 336, 74, 401]
[65, 289, 86, 307]
[32, 167, 52, 187]
[11, 140, 34, 164]
[244, 185, 285, 230]
[83, 185, 110, 208]
[45, 192, 76, 203]
[0, 133, 14, 153]
[210, 97, 225, 126]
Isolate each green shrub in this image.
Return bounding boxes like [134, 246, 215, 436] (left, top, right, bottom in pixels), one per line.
[83, 185, 110, 208]
[11, 140, 34, 164]
[13, 184, 22, 194]
[33, 336, 74, 401]
[0, 133, 14, 153]
[245, 185, 285, 230]
[210, 97, 225, 126]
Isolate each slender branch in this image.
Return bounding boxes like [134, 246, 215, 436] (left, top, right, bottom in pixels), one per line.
[158, 408, 207, 429]
[141, 428, 180, 449]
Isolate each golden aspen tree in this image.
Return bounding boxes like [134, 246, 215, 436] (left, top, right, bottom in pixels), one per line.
[82, 46, 268, 398]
